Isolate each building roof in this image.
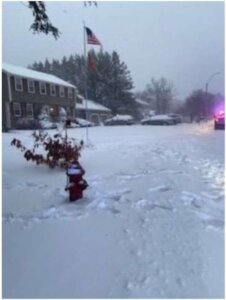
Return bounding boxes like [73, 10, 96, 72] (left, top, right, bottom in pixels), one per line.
[109, 114, 133, 121]
[76, 98, 111, 112]
[2, 63, 75, 88]
[135, 98, 150, 106]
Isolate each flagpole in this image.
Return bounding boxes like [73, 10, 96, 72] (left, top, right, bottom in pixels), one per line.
[83, 21, 89, 142]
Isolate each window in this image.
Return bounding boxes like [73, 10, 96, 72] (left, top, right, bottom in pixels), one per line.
[13, 103, 21, 117]
[50, 84, 56, 96]
[26, 103, 33, 117]
[59, 86, 65, 97]
[27, 80, 35, 93]
[76, 96, 83, 104]
[68, 88, 73, 99]
[39, 82, 47, 95]
[15, 77, 23, 91]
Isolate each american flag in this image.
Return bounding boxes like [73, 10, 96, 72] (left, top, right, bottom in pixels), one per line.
[85, 27, 101, 45]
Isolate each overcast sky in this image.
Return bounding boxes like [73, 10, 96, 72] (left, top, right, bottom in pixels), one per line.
[2, 1, 225, 100]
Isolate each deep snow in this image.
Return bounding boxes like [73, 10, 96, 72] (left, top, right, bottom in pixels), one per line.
[2, 122, 225, 298]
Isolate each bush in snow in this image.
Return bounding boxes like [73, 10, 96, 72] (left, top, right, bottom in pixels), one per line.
[11, 130, 83, 169]
[58, 107, 67, 122]
[38, 107, 50, 122]
[38, 106, 57, 129]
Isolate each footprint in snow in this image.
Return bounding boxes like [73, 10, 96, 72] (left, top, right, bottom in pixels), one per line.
[149, 185, 171, 193]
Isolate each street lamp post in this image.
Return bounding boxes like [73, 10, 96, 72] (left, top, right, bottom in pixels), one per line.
[205, 72, 220, 117]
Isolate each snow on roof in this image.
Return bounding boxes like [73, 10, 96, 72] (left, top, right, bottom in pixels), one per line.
[110, 114, 133, 121]
[141, 114, 173, 122]
[2, 63, 75, 88]
[151, 115, 173, 120]
[76, 98, 111, 112]
[135, 98, 150, 106]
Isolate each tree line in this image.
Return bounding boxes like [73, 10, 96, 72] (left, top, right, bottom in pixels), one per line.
[29, 50, 140, 118]
[30, 51, 224, 121]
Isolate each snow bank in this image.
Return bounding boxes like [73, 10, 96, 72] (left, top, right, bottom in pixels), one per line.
[2, 122, 224, 298]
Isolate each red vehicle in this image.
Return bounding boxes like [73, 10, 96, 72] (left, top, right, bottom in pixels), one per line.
[214, 110, 225, 130]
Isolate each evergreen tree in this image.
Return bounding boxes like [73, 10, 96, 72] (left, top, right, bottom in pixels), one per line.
[87, 50, 98, 101]
[28, 1, 60, 39]
[74, 54, 86, 96]
[44, 58, 51, 73]
[51, 59, 62, 78]
[30, 50, 139, 117]
[108, 51, 136, 115]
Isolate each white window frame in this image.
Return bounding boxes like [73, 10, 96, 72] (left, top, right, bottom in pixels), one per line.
[68, 88, 73, 99]
[27, 79, 35, 93]
[15, 77, 23, 92]
[39, 82, 47, 95]
[13, 102, 22, 117]
[50, 84, 56, 96]
[59, 86, 65, 98]
[26, 103, 34, 117]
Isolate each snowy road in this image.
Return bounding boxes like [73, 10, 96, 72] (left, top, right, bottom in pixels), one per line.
[2, 122, 225, 298]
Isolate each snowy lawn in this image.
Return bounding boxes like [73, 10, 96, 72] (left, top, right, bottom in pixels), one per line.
[2, 122, 225, 298]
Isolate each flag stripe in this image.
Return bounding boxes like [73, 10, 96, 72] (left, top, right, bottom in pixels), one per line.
[85, 27, 101, 45]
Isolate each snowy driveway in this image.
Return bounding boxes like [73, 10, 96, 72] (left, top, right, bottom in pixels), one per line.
[2, 122, 225, 298]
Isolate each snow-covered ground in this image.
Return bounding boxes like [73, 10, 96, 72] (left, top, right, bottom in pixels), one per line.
[2, 122, 225, 298]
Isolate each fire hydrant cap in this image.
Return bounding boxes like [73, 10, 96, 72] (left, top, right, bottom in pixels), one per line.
[67, 168, 82, 175]
[71, 164, 79, 168]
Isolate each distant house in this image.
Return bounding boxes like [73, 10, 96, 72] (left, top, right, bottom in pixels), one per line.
[75, 96, 111, 125]
[2, 63, 77, 131]
[135, 98, 152, 118]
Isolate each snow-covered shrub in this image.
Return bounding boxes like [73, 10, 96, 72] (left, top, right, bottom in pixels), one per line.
[11, 130, 83, 169]
[58, 107, 67, 122]
[38, 106, 50, 121]
[38, 106, 57, 129]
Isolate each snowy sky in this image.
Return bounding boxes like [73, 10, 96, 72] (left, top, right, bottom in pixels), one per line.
[2, 1, 225, 100]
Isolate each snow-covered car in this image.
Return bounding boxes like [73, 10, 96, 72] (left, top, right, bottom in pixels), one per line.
[214, 110, 225, 130]
[141, 115, 175, 125]
[167, 113, 183, 124]
[105, 114, 135, 126]
[73, 118, 94, 127]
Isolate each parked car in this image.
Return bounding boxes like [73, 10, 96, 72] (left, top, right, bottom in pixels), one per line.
[105, 115, 135, 126]
[214, 110, 225, 130]
[167, 113, 183, 124]
[141, 114, 175, 125]
[73, 118, 94, 127]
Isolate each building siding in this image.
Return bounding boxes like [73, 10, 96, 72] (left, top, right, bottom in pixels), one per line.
[2, 70, 77, 130]
[10, 76, 76, 106]
[2, 73, 10, 131]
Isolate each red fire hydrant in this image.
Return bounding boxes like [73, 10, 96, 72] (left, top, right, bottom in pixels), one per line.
[65, 161, 88, 201]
